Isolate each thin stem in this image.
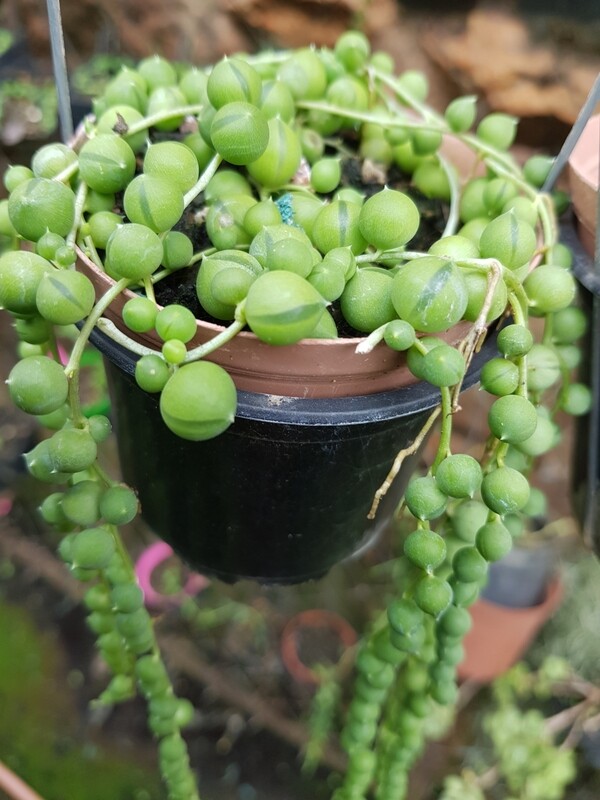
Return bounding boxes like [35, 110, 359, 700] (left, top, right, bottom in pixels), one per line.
[53, 160, 80, 184]
[143, 276, 155, 303]
[184, 300, 247, 363]
[438, 154, 460, 238]
[432, 387, 453, 471]
[95, 318, 158, 357]
[122, 104, 205, 137]
[368, 407, 441, 519]
[64, 278, 131, 376]
[81, 236, 104, 269]
[183, 153, 222, 208]
[355, 323, 387, 354]
[67, 181, 88, 248]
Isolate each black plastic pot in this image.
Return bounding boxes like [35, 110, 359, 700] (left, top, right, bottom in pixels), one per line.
[563, 223, 600, 553]
[91, 328, 499, 584]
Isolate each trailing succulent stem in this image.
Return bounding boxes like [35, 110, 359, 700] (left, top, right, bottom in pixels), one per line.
[0, 30, 591, 800]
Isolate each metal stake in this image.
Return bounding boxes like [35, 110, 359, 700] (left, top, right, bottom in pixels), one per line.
[46, 0, 73, 141]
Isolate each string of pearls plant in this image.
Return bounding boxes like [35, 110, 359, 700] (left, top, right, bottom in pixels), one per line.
[0, 30, 590, 800]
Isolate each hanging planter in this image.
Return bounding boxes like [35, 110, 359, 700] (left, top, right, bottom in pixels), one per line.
[0, 30, 589, 800]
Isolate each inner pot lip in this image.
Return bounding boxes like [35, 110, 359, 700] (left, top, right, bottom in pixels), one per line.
[89, 324, 500, 427]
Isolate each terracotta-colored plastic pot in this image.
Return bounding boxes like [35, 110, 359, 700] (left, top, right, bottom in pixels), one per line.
[280, 609, 357, 685]
[568, 113, 599, 258]
[458, 548, 563, 684]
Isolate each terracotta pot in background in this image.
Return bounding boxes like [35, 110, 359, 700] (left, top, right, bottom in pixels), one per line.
[458, 547, 563, 684]
[568, 113, 599, 258]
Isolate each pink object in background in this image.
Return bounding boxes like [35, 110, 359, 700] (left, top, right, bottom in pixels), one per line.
[135, 541, 210, 610]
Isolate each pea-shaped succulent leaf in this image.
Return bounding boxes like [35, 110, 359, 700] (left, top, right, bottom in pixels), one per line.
[123, 174, 184, 233]
[245, 271, 327, 345]
[182, 132, 215, 171]
[406, 336, 445, 379]
[405, 476, 448, 520]
[310, 158, 342, 194]
[161, 230, 193, 270]
[205, 194, 255, 250]
[462, 269, 508, 323]
[162, 339, 187, 365]
[476, 113, 518, 150]
[414, 576, 453, 617]
[210, 101, 269, 166]
[391, 257, 468, 333]
[277, 48, 327, 100]
[25, 440, 70, 484]
[479, 212, 537, 271]
[243, 200, 282, 237]
[8, 355, 68, 415]
[444, 95, 477, 132]
[8, 178, 75, 241]
[138, 55, 177, 90]
[497, 323, 534, 357]
[96, 105, 146, 153]
[430, 237, 480, 263]
[524, 265, 576, 313]
[36, 270, 96, 325]
[452, 545, 488, 584]
[260, 80, 295, 123]
[99, 485, 139, 525]
[551, 307, 587, 345]
[143, 141, 200, 193]
[246, 117, 302, 188]
[207, 57, 262, 108]
[146, 86, 187, 131]
[561, 383, 592, 416]
[312, 200, 367, 256]
[0, 251, 52, 314]
[79, 135, 136, 194]
[435, 454, 482, 498]
[88, 415, 112, 443]
[31, 143, 78, 179]
[106, 223, 164, 280]
[404, 529, 446, 571]
[480, 357, 520, 396]
[515, 412, 559, 457]
[307, 260, 346, 302]
[47, 428, 98, 473]
[309, 309, 338, 339]
[334, 30, 370, 71]
[358, 189, 420, 251]
[387, 598, 424, 637]
[412, 161, 451, 201]
[103, 72, 147, 112]
[62, 480, 103, 526]
[123, 296, 158, 333]
[420, 344, 465, 387]
[340, 267, 396, 333]
[204, 170, 253, 204]
[481, 466, 530, 515]
[383, 319, 416, 351]
[14, 314, 52, 345]
[439, 605, 472, 638]
[249, 224, 312, 268]
[265, 238, 313, 278]
[4, 164, 34, 192]
[475, 521, 513, 562]
[197, 250, 263, 320]
[111, 583, 144, 614]
[155, 304, 197, 343]
[488, 394, 538, 444]
[135, 354, 171, 393]
[88, 211, 123, 250]
[211, 267, 255, 308]
[526, 344, 561, 392]
[451, 499, 489, 543]
[71, 527, 116, 569]
[159, 361, 237, 441]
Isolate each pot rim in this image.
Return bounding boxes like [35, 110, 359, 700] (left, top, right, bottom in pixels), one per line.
[90, 321, 501, 426]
